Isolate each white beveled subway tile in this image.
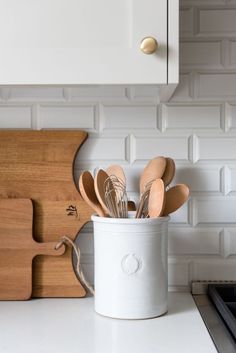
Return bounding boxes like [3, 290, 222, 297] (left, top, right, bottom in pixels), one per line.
[0, 87, 10, 100]
[180, 0, 225, 5]
[224, 229, 236, 256]
[229, 167, 236, 192]
[102, 105, 158, 130]
[75, 163, 92, 173]
[169, 202, 189, 224]
[70, 86, 127, 100]
[76, 230, 94, 255]
[195, 260, 236, 281]
[221, 166, 231, 196]
[169, 228, 220, 255]
[180, 8, 194, 36]
[180, 41, 222, 67]
[0, 105, 32, 128]
[120, 166, 143, 192]
[168, 260, 189, 286]
[170, 74, 192, 101]
[134, 137, 189, 161]
[194, 197, 236, 224]
[77, 261, 94, 285]
[163, 105, 222, 130]
[199, 137, 236, 160]
[78, 137, 127, 161]
[229, 40, 236, 66]
[226, 104, 236, 130]
[198, 73, 236, 99]
[39, 105, 96, 130]
[199, 8, 236, 36]
[130, 86, 160, 101]
[173, 165, 221, 192]
[8, 87, 65, 101]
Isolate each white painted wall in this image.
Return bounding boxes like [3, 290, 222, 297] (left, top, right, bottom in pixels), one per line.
[0, 0, 236, 291]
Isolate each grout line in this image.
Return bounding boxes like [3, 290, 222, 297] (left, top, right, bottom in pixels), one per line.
[0, 87, 11, 101]
[225, 102, 232, 132]
[220, 102, 226, 132]
[127, 134, 136, 164]
[221, 39, 230, 68]
[188, 134, 199, 164]
[125, 87, 134, 101]
[95, 103, 102, 133]
[158, 104, 167, 132]
[189, 197, 195, 227]
[31, 103, 40, 130]
[192, 71, 199, 100]
[192, 6, 199, 37]
[63, 87, 71, 101]
[220, 229, 226, 257]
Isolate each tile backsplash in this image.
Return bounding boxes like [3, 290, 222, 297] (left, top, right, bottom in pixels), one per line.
[1, 0, 236, 291]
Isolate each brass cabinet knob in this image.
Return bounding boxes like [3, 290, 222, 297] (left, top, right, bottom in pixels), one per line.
[140, 37, 158, 54]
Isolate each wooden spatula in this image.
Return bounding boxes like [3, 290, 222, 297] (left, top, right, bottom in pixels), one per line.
[0, 199, 65, 300]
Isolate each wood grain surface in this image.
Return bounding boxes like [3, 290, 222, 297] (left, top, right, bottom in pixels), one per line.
[0, 130, 93, 297]
[0, 199, 65, 300]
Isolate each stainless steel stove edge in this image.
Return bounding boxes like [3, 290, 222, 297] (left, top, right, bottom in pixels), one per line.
[192, 280, 236, 295]
[192, 281, 236, 353]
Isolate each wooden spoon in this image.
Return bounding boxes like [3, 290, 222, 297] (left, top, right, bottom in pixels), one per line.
[162, 158, 175, 187]
[106, 165, 126, 185]
[79, 171, 106, 217]
[148, 179, 165, 218]
[162, 184, 189, 216]
[94, 169, 112, 216]
[140, 156, 167, 194]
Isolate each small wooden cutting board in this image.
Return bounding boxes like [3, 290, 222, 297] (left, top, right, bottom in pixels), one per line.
[0, 199, 65, 300]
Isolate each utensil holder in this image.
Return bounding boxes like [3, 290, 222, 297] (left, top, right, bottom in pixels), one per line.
[91, 212, 169, 319]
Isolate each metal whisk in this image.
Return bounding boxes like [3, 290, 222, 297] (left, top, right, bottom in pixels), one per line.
[104, 175, 128, 218]
[135, 179, 154, 218]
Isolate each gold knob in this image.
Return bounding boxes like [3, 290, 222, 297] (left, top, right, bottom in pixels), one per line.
[140, 37, 158, 54]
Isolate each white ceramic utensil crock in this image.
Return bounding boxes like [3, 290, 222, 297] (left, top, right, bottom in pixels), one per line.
[92, 212, 169, 319]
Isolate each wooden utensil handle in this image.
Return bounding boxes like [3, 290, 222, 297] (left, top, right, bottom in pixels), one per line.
[33, 241, 66, 257]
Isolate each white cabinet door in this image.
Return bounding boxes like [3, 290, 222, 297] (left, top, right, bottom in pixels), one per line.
[0, 0, 167, 85]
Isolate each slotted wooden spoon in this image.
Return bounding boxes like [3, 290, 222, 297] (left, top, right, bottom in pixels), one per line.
[140, 156, 167, 195]
[148, 179, 165, 218]
[79, 171, 106, 217]
[162, 184, 189, 216]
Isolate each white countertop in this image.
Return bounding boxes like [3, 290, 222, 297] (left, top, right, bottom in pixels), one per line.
[0, 293, 217, 353]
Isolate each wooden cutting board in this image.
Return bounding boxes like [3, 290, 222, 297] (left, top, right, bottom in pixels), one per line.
[0, 199, 65, 300]
[0, 130, 93, 297]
